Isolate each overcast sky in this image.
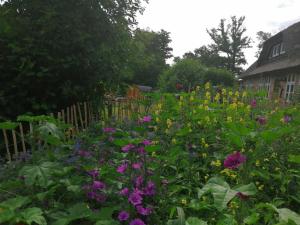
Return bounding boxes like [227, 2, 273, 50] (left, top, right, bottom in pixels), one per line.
[137, 0, 300, 67]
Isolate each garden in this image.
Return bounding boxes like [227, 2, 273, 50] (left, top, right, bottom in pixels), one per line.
[0, 84, 300, 225]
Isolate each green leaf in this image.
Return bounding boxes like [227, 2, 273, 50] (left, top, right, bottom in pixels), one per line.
[145, 145, 161, 153]
[20, 207, 47, 225]
[0, 196, 31, 211]
[0, 121, 18, 130]
[277, 208, 300, 225]
[113, 139, 129, 147]
[243, 213, 260, 224]
[216, 214, 238, 225]
[19, 162, 60, 187]
[288, 155, 300, 164]
[95, 220, 119, 225]
[186, 217, 207, 225]
[234, 183, 257, 196]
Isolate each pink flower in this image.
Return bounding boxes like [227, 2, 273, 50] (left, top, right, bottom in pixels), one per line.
[78, 150, 92, 158]
[119, 187, 129, 196]
[92, 181, 106, 190]
[250, 99, 257, 108]
[103, 127, 116, 133]
[142, 140, 152, 146]
[136, 147, 146, 155]
[132, 163, 142, 170]
[143, 181, 156, 196]
[135, 176, 144, 188]
[117, 163, 128, 174]
[122, 144, 135, 152]
[136, 205, 152, 216]
[118, 211, 129, 221]
[284, 115, 292, 123]
[128, 192, 143, 206]
[224, 152, 246, 169]
[87, 170, 99, 179]
[140, 116, 151, 123]
[130, 219, 146, 225]
[256, 116, 267, 125]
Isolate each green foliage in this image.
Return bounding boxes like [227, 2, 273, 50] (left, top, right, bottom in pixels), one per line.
[204, 67, 235, 87]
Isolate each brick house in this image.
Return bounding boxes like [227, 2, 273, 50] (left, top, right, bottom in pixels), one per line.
[240, 21, 300, 102]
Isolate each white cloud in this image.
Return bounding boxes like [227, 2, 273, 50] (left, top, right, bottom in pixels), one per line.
[137, 0, 300, 67]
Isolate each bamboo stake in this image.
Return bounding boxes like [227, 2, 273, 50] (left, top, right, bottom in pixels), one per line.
[2, 129, 11, 162]
[77, 103, 84, 129]
[19, 123, 26, 153]
[70, 105, 74, 126]
[62, 109, 65, 123]
[67, 107, 70, 124]
[12, 129, 18, 157]
[73, 105, 79, 131]
[84, 102, 88, 128]
[57, 112, 61, 121]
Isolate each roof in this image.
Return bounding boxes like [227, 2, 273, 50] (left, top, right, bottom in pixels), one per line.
[241, 21, 300, 78]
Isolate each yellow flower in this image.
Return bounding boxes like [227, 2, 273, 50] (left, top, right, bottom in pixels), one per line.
[255, 160, 260, 167]
[190, 96, 194, 101]
[165, 129, 169, 134]
[205, 116, 210, 123]
[214, 93, 220, 102]
[196, 86, 200, 91]
[171, 138, 177, 144]
[181, 199, 187, 205]
[154, 126, 158, 131]
[180, 96, 184, 101]
[229, 91, 233, 96]
[234, 91, 239, 97]
[157, 103, 162, 110]
[211, 160, 221, 167]
[167, 119, 172, 128]
[204, 175, 209, 180]
[205, 82, 210, 90]
[258, 185, 264, 191]
[204, 143, 209, 148]
[205, 92, 211, 99]
[204, 105, 209, 111]
[227, 116, 232, 122]
[242, 91, 247, 98]
[151, 152, 156, 157]
[155, 117, 160, 123]
[204, 99, 209, 105]
[229, 103, 238, 110]
[222, 88, 227, 95]
[202, 153, 207, 158]
[240, 118, 244, 122]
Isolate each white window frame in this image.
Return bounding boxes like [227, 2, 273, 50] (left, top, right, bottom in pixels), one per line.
[280, 43, 286, 54]
[285, 74, 296, 102]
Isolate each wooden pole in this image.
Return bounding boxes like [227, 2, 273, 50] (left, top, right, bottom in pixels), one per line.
[62, 109, 65, 123]
[73, 105, 79, 131]
[70, 106, 74, 126]
[57, 112, 61, 121]
[19, 123, 26, 153]
[84, 102, 88, 128]
[12, 129, 18, 158]
[2, 129, 11, 162]
[67, 107, 70, 124]
[77, 103, 84, 129]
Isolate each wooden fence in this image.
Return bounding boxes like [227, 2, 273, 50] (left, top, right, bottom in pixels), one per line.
[0, 97, 149, 163]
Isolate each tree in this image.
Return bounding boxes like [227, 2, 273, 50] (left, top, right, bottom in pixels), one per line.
[0, 0, 147, 119]
[203, 68, 235, 87]
[127, 29, 173, 87]
[159, 58, 206, 92]
[207, 16, 251, 74]
[256, 31, 272, 58]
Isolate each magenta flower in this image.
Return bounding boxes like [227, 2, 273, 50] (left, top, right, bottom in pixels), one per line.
[130, 218, 146, 225]
[141, 116, 152, 123]
[224, 152, 246, 169]
[103, 127, 116, 133]
[284, 115, 292, 123]
[256, 116, 267, 125]
[132, 162, 142, 170]
[135, 176, 144, 188]
[117, 163, 128, 174]
[143, 181, 156, 196]
[136, 205, 152, 216]
[78, 150, 92, 158]
[108, 136, 114, 142]
[92, 181, 106, 190]
[87, 192, 106, 203]
[120, 187, 129, 196]
[118, 211, 130, 221]
[87, 170, 99, 179]
[142, 140, 152, 146]
[250, 99, 257, 108]
[128, 192, 143, 206]
[137, 147, 146, 155]
[122, 144, 135, 152]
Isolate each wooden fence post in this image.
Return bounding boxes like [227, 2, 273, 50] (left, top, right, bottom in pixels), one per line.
[73, 105, 79, 132]
[62, 109, 65, 123]
[12, 129, 18, 158]
[2, 129, 11, 162]
[84, 102, 88, 128]
[77, 103, 84, 129]
[19, 123, 26, 153]
[67, 107, 70, 124]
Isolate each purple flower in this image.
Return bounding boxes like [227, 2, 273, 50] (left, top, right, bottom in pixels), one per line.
[236, 192, 249, 200]
[135, 176, 144, 188]
[137, 147, 146, 155]
[78, 150, 92, 158]
[143, 181, 156, 196]
[256, 116, 267, 125]
[130, 218, 146, 225]
[140, 116, 152, 123]
[120, 187, 129, 196]
[117, 163, 128, 174]
[136, 205, 152, 216]
[284, 115, 292, 123]
[94, 193, 106, 203]
[103, 127, 116, 133]
[118, 211, 130, 221]
[250, 99, 257, 108]
[108, 136, 114, 142]
[122, 144, 135, 152]
[142, 140, 152, 146]
[87, 170, 99, 179]
[132, 163, 142, 170]
[224, 152, 246, 169]
[128, 192, 143, 206]
[92, 181, 106, 190]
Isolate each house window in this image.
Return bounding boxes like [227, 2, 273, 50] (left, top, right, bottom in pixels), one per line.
[270, 43, 286, 58]
[285, 74, 296, 101]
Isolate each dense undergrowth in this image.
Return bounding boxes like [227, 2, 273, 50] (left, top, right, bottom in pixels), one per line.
[1, 85, 300, 225]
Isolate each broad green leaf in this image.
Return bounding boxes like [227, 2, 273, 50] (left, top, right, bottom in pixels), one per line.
[145, 145, 161, 153]
[19, 162, 60, 187]
[234, 183, 257, 196]
[95, 220, 120, 225]
[20, 207, 47, 225]
[288, 155, 300, 164]
[243, 213, 260, 224]
[113, 139, 129, 147]
[277, 208, 300, 225]
[186, 217, 207, 225]
[0, 196, 31, 211]
[216, 214, 238, 225]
